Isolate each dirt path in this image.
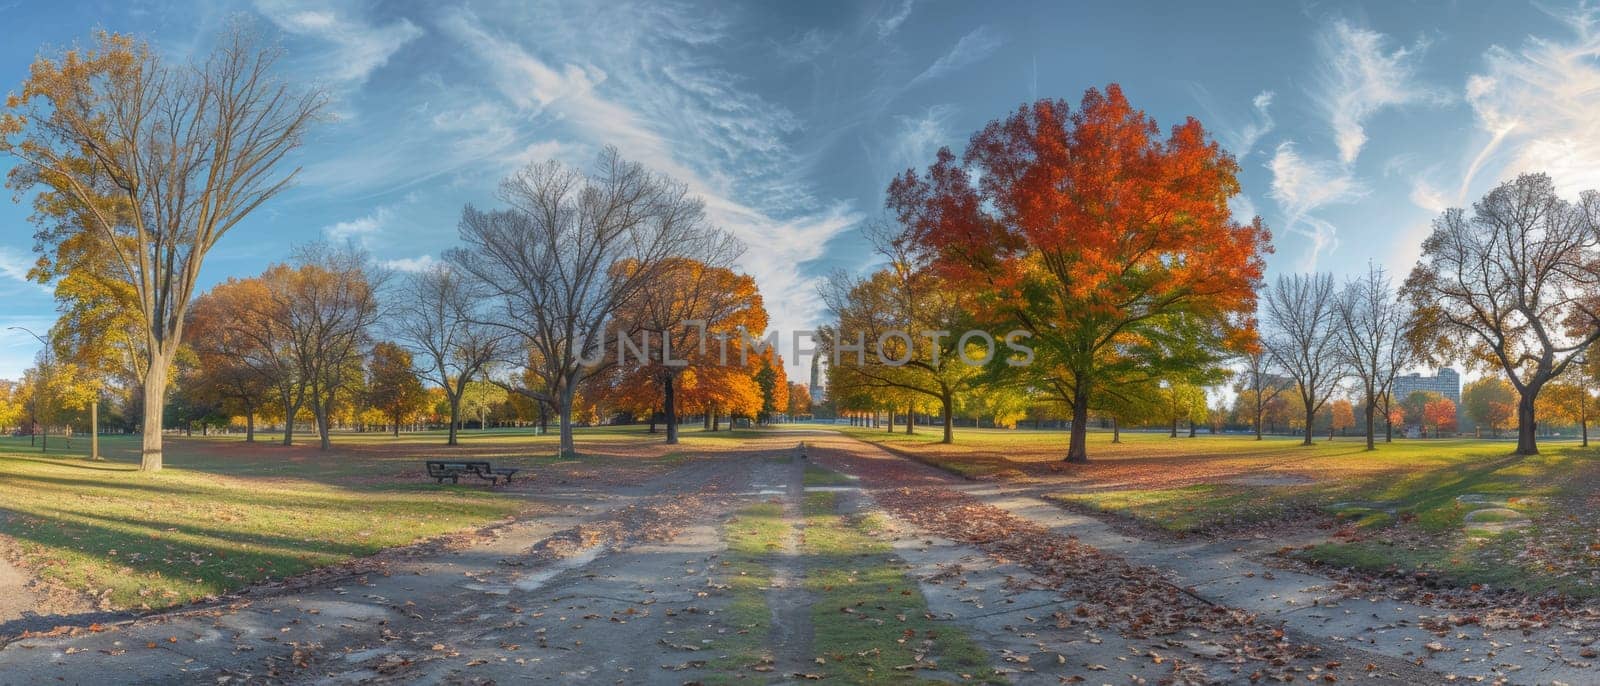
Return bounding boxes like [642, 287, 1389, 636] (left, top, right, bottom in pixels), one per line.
[0, 538, 40, 625]
[0, 450, 774, 685]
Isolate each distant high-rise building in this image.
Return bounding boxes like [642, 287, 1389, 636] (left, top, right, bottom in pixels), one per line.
[808, 352, 827, 403]
[1392, 368, 1460, 405]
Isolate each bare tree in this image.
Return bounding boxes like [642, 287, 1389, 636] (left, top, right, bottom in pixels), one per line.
[448, 148, 724, 457]
[1334, 263, 1413, 450]
[1264, 273, 1345, 446]
[391, 263, 509, 446]
[1239, 349, 1289, 440]
[1404, 172, 1600, 455]
[0, 26, 327, 470]
[280, 245, 386, 450]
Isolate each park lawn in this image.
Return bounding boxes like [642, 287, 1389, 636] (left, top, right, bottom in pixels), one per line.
[840, 426, 1538, 533]
[1296, 446, 1600, 598]
[841, 424, 1600, 595]
[0, 425, 713, 611]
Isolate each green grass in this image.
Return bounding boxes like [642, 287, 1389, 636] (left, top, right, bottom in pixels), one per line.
[1295, 448, 1600, 597]
[802, 490, 999, 683]
[0, 426, 698, 611]
[842, 426, 1541, 530]
[697, 501, 789, 681]
[1049, 483, 1303, 533]
[803, 464, 857, 487]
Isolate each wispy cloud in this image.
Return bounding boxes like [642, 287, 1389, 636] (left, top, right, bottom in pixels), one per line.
[0, 249, 35, 285]
[432, 3, 861, 361]
[1268, 142, 1368, 269]
[876, 0, 915, 38]
[1187, 85, 1274, 161]
[1316, 19, 1443, 165]
[383, 254, 438, 273]
[1460, 4, 1600, 196]
[0, 249, 47, 294]
[323, 206, 394, 246]
[1234, 91, 1275, 161]
[886, 104, 954, 175]
[254, 0, 423, 85]
[909, 26, 1003, 88]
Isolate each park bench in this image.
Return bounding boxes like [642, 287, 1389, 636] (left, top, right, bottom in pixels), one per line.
[425, 460, 519, 485]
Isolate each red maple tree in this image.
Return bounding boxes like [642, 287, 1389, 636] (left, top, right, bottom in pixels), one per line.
[888, 84, 1272, 462]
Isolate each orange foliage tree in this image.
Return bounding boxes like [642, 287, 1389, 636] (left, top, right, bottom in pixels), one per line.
[787, 382, 812, 418]
[888, 85, 1271, 462]
[607, 258, 766, 441]
[1423, 398, 1457, 438]
[1327, 399, 1355, 439]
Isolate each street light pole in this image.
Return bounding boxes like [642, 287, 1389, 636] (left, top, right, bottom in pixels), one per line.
[8, 326, 97, 460]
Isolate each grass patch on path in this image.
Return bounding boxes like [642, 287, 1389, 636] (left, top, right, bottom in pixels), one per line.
[698, 500, 789, 680]
[802, 490, 999, 683]
[802, 464, 856, 487]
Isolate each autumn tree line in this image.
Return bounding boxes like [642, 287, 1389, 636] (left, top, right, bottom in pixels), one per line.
[2, 27, 1597, 468]
[0, 27, 803, 467]
[823, 84, 1600, 461]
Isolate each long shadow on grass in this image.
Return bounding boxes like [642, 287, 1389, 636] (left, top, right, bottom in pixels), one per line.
[5, 472, 511, 513]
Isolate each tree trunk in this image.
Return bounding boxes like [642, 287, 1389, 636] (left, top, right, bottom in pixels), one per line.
[1112, 417, 1121, 443]
[664, 375, 679, 445]
[1065, 383, 1089, 463]
[1302, 400, 1315, 446]
[905, 403, 914, 435]
[447, 394, 462, 446]
[1255, 408, 1264, 440]
[940, 394, 954, 444]
[1515, 391, 1539, 455]
[886, 410, 894, 433]
[281, 387, 302, 447]
[1169, 419, 1178, 438]
[245, 410, 255, 443]
[90, 394, 100, 460]
[1383, 398, 1394, 443]
[140, 360, 168, 471]
[1188, 421, 1197, 438]
[558, 380, 577, 457]
[392, 414, 400, 437]
[1583, 415, 1589, 448]
[712, 404, 721, 432]
[316, 403, 332, 450]
[1363, 394, 1376, 450]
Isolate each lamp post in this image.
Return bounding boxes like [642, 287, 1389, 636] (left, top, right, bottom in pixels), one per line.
[8, 326, 97, 460]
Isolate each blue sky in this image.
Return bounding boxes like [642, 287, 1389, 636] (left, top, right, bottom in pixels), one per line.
[0, 0, 1596, 379]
